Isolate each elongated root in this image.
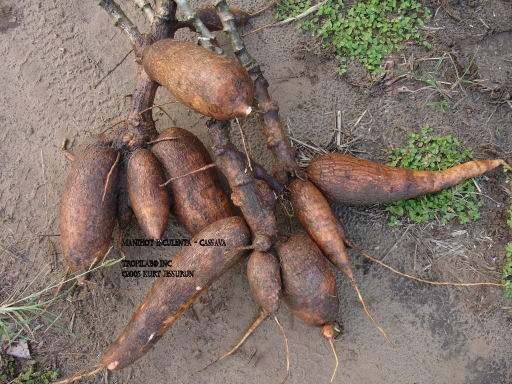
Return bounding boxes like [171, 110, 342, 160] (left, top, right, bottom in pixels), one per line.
[500, 159, 512, 171]
[321, 324, 339, 383]
[351, 279, 395, 348]
[227, 245, 258, 251]
[147, 137, 181, 145]
[102, 152, 120, 202]
[160, 163, 216, 187]
[344, 238, 505, 287]
[53, 364, 104, 384]
[273, 315, 290, 384]
[242, 1, 325, 37]
[93, 49, 133, 89]
[328, 338, 338, 383]
[202, 310, 268, 371]
[249, 0, 277, 17]
[61, 138, 75, 162]
[235, 117, 253, 172]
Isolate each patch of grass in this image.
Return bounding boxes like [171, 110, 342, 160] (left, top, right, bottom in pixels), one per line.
[0, 355, 58, 384]
[384, 53, 478, 111]
[273, 0, 431, 74]
[386, 54, 452, 110]
[385, 126, 484, 226]
[0, 247, 122, 345]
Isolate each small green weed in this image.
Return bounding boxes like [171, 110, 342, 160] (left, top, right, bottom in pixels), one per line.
[0, 355, 58, 384]
[386, 126, 484, 226]
[385, 54, 451, 110]
[272, 0, 431, 74]
[384, 53, 477, 111]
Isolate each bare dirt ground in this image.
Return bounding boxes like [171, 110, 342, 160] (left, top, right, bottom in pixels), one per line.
[1, 0, 512, 383]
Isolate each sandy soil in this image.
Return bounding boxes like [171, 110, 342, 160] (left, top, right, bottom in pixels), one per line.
[1, 0, 511, 383]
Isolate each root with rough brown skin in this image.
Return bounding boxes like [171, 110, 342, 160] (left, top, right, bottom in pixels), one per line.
[207, 119, 278, 251]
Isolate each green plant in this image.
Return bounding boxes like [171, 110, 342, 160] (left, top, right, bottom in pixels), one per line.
[0, 247, 122, 345]
[386, 54, 452, 110]
[0, 355, 59, 384]
[384, 52, 478, 111]
[385, 126, 484, 226]
[273, 0, 431, 74]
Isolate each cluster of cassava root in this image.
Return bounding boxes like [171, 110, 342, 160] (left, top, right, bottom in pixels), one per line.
[56, 1, 510, 383]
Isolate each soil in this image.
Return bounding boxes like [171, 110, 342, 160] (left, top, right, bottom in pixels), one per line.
[1, 0, 511, 383]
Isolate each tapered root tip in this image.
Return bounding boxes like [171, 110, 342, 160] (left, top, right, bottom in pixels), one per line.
[274, 315, 290, 384]
[201, 311, 267, 371]
[351, 279, 395, 348]
[345, 238, 506, 287]
[500, 159, 512, 172]
[53, 365, 104, 384]
[321, 325, 339, 383]
[328, 338, 339, 383]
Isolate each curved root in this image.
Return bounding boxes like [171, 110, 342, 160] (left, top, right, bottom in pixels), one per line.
[202, 310, 267, 371]
[53, 364, 104, 384]
[351, 279, 395, 348]
[328, 338, 339, 383]
[274, 315, 290, 384]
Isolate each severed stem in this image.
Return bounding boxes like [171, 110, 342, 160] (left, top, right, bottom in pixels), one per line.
[98, 0, 141, 45]
[153, 0, 173, 24]
[174, 0, 222, 53]
[214, 0, 260, 75]
[214, 1, 303, 184]
[152, 0, 177, 39]
[134, 0, 155, 23]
